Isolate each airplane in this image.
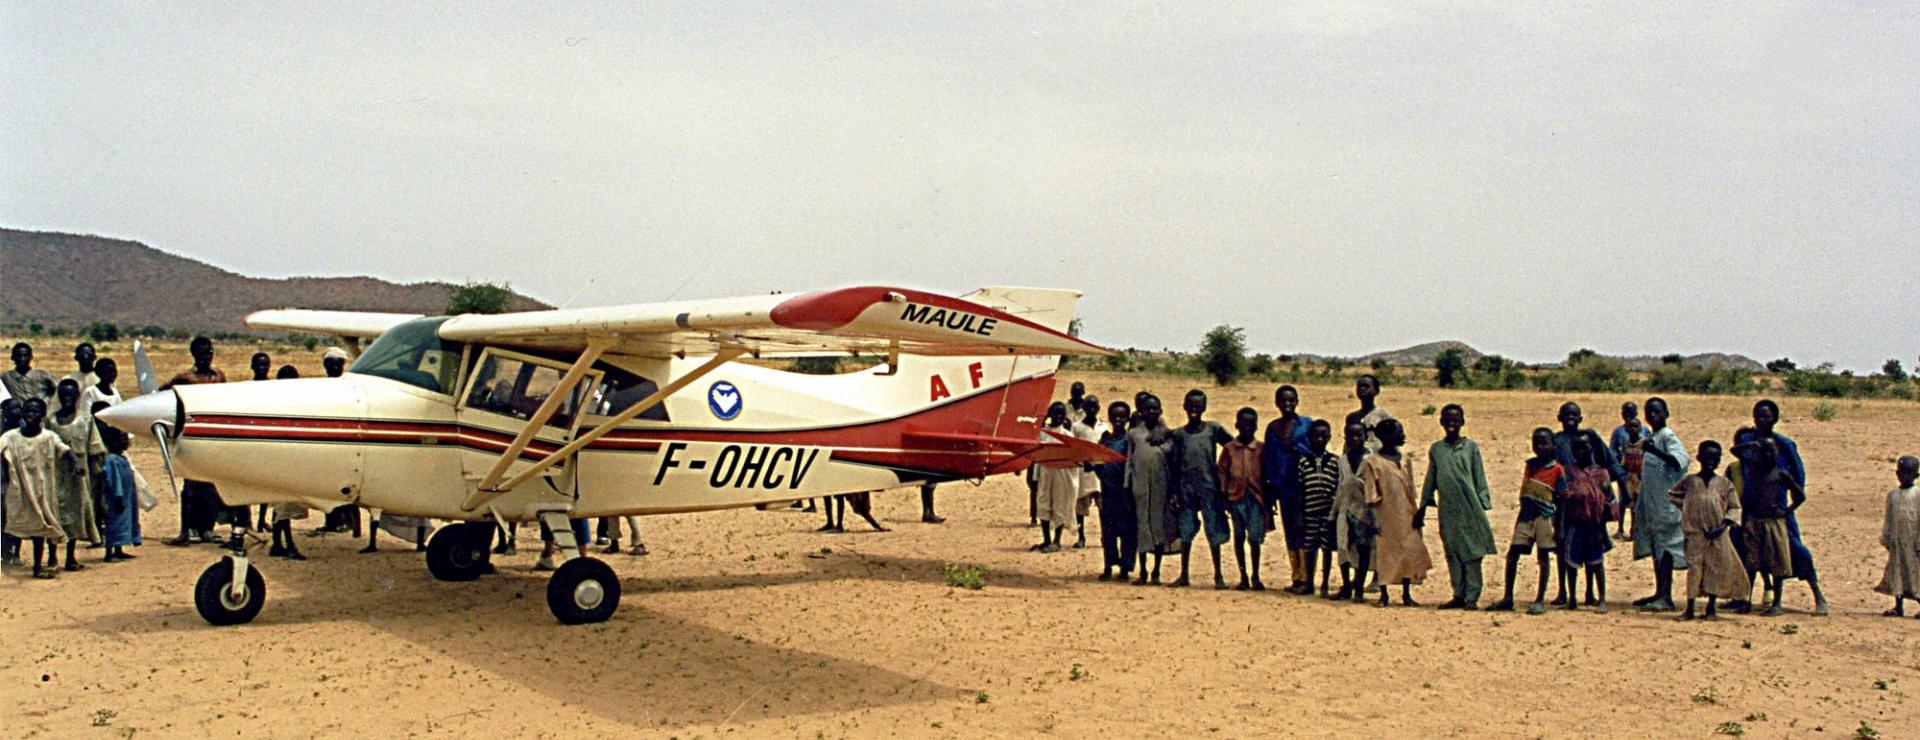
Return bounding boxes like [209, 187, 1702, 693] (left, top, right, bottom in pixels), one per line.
[97, 285, 1120, 626]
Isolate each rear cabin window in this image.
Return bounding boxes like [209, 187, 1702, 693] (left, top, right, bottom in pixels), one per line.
[464, 352, 589, 430]
[588, 366, 669, 421]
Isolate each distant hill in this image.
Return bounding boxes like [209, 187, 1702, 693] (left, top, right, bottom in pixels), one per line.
[1290, 340, 1763, 372]
[1, 228, 549, 334]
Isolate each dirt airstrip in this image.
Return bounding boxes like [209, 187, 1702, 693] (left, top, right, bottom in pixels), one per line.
[5, 365, 1919, 738]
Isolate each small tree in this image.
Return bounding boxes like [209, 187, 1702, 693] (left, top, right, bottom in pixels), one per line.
[1199, 325, 1247, 385]
[1434, 348, 1466, 388]
[446, 282, 515, 315]
[1883, 359, 1908, 383]
[1766, 357, 1797, 373]
[86, 321, 120, 343]
[1567, 348, 1598, 366]
[1660, 353, 1684, 365]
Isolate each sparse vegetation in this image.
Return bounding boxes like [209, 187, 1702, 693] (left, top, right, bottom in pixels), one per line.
[1714, 721, 1745, 736]
[944, 563, 987, 590]
[1854, 720, 1879, 739]
[1811, 403, 1837, 422]
[1691, 685, 1719, 705]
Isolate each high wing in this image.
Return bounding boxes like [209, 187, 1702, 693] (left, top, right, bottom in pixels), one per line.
[246, 310, 424, 340]
[441, 286, 1110, 358]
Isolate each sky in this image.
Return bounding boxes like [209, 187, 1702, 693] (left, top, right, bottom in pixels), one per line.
[4, 3, 1916, 371]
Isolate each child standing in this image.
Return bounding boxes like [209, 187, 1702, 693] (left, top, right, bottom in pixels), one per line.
[1631, 397, 1690, 612]
[1736, 437, 1803, 616]
[3, 398, 71, 578]
[1363, 418, 1429, 606]
[1611, 401, 1645, 541]
[97, 427, 139, 562]
[1671, 440, 1744, 621]
[1168, 389, 1233, 589]
[1418, 404, 1495, 610]
[1874, 456, 1920, 617]
[1492, 428, 1564, 615]
[1126, 394, 1173, 585]
[1560, 437, 1615, 612]
[48, 379, 100, 568]
[1033, 401, 1079, 553]
[1295, 419, 1341, 597]
[1096, 401, 1136, 582]
[1331, 420, 1374, 601]
[1217, 407, 1265, 591]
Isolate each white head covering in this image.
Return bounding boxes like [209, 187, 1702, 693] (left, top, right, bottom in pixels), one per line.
[322, 347, 350, 361]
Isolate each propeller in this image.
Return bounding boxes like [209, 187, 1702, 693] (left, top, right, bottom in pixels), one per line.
[133, 340, 159, 396]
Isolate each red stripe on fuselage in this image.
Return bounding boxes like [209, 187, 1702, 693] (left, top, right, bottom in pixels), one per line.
[178, 373, 1057, 477]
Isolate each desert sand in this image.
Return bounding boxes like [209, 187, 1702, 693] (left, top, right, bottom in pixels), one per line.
[5, 362, 1920, 738]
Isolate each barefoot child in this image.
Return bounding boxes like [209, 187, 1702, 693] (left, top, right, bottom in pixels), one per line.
[1096, 401, 1136, 582]
[1874, 456, 1920, 617]
[1671, 441, 1744, 621]
[1492, 428, 1564, 615]
[1296, 419, 1341, 596]
[1074, 400, 1106, 549]
[97, 427, 140, 562]
[1364, 418, 1428, 606]
[1168, 390, 1234, 588]
[1632, 397, 1690, 613]
[1560, 437, 1615, 612]
[1419, 404, 1495, 610]
[3, 399, 71, 579]
[1218, 407, 1265, 590]
[1034, 402, 1079, 553]
[1735, 437, 1803, 616]
[1731, 400, 1829, 615]
[1126, 395, 1173, 584]
[1331, 420, 1374, 601]
[48, 379, 100, 568]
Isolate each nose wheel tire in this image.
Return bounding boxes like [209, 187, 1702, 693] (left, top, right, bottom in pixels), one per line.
[546, 557, 620, 625]
[194, 558, 266, 626]
[426, 522, 491, 582]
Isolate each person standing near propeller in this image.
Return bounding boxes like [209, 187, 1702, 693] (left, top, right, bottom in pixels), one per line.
[161, 337, 229, 547]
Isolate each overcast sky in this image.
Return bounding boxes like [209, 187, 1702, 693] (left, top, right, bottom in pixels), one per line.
[4, 3, 1915, 370]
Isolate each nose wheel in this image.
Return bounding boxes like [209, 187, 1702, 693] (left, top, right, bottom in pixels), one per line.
[194, 556, 266, 626]
[546, 557, 620, 624]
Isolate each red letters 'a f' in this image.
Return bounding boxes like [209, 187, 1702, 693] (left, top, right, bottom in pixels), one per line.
[968, 362, 985, 389]
[930, 374, 951, 402]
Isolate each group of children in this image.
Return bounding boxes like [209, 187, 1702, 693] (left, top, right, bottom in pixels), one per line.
[3, 342, 144, 578]
[1035, 376, 1920, 620]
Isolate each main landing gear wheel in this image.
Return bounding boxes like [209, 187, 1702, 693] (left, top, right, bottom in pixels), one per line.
[426, 522, 491, 582]
[194, 557, 266, 626]
[547, 557, 621, 625]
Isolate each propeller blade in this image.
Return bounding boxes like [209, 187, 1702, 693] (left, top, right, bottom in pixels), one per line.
[133, 340, 159, 396]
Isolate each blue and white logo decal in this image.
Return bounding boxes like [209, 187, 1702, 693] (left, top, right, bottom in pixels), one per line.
[707, 381, 743, 421]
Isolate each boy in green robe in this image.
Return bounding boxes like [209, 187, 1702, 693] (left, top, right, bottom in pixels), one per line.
[1417, 404, 1496, 609]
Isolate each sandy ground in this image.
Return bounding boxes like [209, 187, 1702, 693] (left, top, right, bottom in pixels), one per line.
[5, 367, 1920, 738]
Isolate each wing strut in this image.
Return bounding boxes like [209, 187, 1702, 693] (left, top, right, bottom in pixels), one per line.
[473, 337, 613, 493]
[463, 347, 747, 510]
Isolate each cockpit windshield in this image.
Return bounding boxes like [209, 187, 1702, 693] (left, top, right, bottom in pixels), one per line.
[348, 317, 465, 394]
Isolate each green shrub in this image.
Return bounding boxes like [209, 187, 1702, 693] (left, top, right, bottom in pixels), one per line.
[1811, 402, 1837, 422]
[944, 563, 987, 590]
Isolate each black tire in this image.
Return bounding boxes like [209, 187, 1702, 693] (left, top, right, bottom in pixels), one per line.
[546, 557, 621, 625]
[194, 558, 266, 626]
[426, 523, 488, 582]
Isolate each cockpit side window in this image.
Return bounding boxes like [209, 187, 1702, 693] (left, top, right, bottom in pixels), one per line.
[462, 350, 592, 429]
[348, 318, 465, 394]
